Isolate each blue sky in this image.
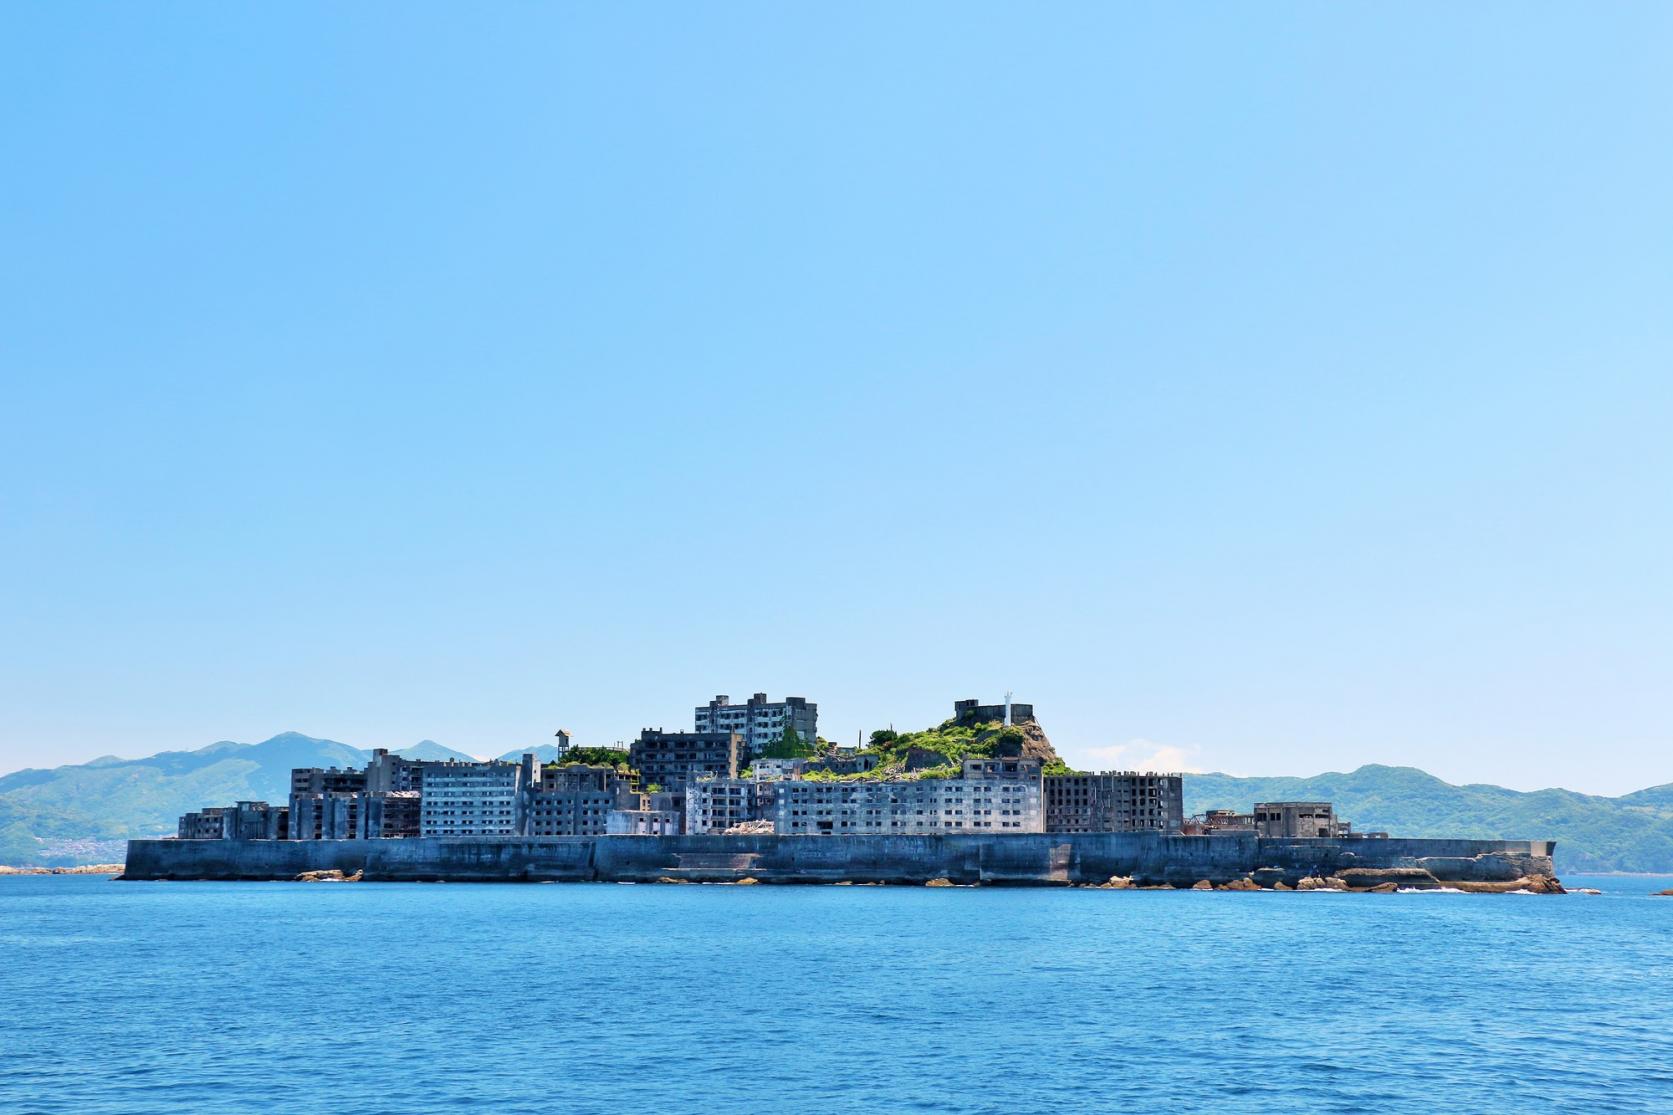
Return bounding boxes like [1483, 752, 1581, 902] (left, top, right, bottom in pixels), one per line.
[2, 5, 1669, 794]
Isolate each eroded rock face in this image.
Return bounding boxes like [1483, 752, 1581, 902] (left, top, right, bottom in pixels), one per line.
[1336, 867, 1443, 890]
[1296, 875, 1348, 891]
[1450, 874, 1566, 894]
[295, 869, 360, 883]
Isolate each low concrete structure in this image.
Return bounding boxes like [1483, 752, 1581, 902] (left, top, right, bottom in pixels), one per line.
[1254, 802, 1339, 839]
[121, 833, 1558, 887]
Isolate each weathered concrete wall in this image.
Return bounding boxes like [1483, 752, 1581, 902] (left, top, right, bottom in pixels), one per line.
[122, 834, 1556, 885]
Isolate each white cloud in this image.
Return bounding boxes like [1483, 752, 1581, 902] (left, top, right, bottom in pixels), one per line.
[1066, 737, 1216, 775]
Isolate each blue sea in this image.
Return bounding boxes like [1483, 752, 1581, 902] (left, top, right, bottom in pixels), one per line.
[2, 875, 1671, 1114]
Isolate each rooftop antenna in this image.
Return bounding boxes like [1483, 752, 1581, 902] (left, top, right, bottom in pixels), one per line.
[1004, 690, 1013, 727]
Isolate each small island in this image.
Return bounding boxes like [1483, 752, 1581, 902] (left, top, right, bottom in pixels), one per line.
[123, 694, 1558, 889]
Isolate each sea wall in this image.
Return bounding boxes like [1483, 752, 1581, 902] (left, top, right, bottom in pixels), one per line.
[122, 833, 1557, 886]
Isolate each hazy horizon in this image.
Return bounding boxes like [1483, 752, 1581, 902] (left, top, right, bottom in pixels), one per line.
[4, 6, 1669, 797]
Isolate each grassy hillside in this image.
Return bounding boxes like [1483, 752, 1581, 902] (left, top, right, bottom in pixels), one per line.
[1188, 765, 1673, 873]
[0, 733, 369, 866]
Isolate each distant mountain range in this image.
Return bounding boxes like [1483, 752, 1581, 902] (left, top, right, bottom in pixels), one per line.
[0, 732, 498, 866]
[2, 733, 1668, 872]
[1186, 765, 1673, 874]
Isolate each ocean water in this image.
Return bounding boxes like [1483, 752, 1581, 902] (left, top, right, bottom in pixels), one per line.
[2, 875, 1671, 1114]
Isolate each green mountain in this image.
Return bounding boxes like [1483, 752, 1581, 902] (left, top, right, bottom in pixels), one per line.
[1, 732, 423, 867]
[1187, 765, 1673, 874]
[400, 740, 480, 763]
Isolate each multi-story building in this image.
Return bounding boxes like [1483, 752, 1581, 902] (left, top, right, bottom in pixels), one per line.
[177, 801, 287, 840]
[695, 694, 816, 753]
[289, 764, 369, 838]
[177, 807, 229, 839]
[1253, 802, 1339, 839]
[290, 765, 367, 798]
[359, 791, 421, 838]
[773, 758, 1044, 835]
[419, 758, 529, 836]
[1044, 772, 1184, 833]
[685, 777, 774, 834]
[524, 764, 637, 837]
[629, 730, 741, 791]
[290, 791, 364, 841]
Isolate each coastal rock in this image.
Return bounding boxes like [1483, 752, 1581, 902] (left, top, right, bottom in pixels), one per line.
[1218, 878, 1261, 891]
[1367, 882, 1399, 893]
[294, 869, 360, 882]
[1190, 880, 1213, 891]
[925, 877, 955, 887]
[1337, 867, 1442, 890]
[1301, 875, 1349, 890]
[1272, 881, 1293, 891]
[0, 864, 125, 876]
[1654, 889, 1673, 897]
[1575, 888, 1602, 895]
[734, 877, 760, 886]
[656, 877, 692, 884]
[1452, 874, 1566, 895]
[1103, 875, 1134, 890]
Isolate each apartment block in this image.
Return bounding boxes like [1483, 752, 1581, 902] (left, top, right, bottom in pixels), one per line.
[773, 758, 1044, 835]
[685, 778, 774, 834]
[629, 730, 741, 791]
[419, 759, 528, 836]
[524, 763, 637, 837]
[1044, 772, 1184, 833]
[695, 694, 816, 753]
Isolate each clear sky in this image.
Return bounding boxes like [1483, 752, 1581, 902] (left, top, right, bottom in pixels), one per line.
[2, 5, 1669, 795]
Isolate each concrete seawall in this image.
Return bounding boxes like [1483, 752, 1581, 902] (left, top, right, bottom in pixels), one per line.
[122, 834, 1557, 886]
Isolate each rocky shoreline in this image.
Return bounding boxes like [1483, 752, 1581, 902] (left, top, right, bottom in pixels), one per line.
[0, 863, 125, 876]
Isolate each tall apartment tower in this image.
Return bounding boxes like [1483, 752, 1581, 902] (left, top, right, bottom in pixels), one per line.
[695, 693, 817, 752]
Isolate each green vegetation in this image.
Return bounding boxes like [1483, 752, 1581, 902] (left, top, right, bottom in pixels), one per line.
[554, 746, 634, 770]
[756, 726, 817, 760]
[860, 719, 1024, 770]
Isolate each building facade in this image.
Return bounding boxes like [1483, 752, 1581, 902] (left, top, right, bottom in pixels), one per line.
[695, 694, 816, 753]
[952, 697, 1035, 726]
[685, 778, 774, 834]
[629, 730, 741, 791]
[772, 758, 1044, 835]
[419, 759, 528, 836]
[524, 764, 637, 837]
[1043, 772, 1184, 833]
